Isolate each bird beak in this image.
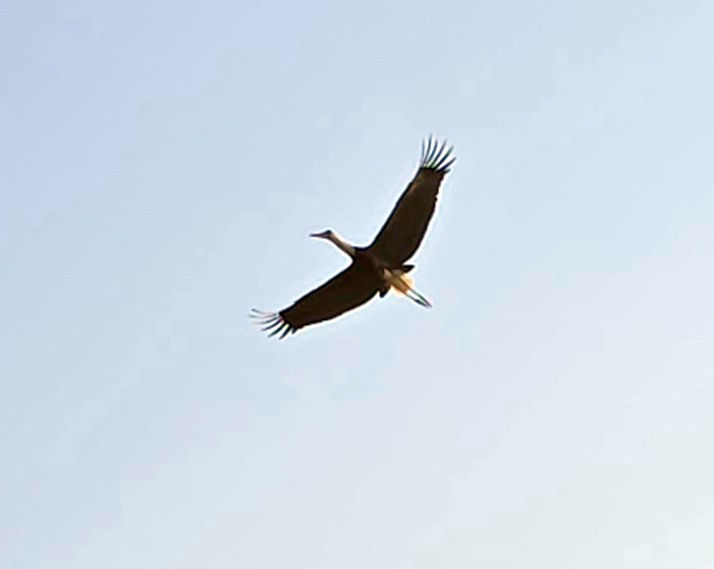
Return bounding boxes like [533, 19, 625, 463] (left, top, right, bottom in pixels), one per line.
[309, 232, 324, 238]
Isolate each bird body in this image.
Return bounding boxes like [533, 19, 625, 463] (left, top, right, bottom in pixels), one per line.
[253, 137, 454, 338]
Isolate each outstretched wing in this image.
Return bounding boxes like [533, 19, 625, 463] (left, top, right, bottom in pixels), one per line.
[369, 136, 455, 266]
[252, 263, 380, 338]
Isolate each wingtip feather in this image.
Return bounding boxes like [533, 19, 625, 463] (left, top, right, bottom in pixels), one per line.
[251, 309, 298, 339]
[419, 136, 456, 173]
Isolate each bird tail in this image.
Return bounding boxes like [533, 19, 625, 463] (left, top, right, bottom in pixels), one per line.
[387, 268, 432, 308]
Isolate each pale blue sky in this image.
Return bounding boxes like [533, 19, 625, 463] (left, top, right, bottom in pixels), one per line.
[2, 1, 714, 567]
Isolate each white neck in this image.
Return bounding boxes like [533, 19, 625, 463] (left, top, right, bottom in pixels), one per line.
[327, 232, 356, 257]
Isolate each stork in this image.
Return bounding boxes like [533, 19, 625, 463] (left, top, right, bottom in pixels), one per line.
[252, 137, 455, 338]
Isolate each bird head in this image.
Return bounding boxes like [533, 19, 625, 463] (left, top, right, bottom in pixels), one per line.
[309, 229, 334, 240]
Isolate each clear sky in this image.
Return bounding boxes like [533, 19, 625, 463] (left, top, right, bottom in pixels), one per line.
[2, 1, 713, 567]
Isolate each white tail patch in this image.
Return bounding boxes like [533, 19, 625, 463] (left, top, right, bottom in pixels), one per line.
[391, 271, 413, 296]
[382, 269, 431, 308]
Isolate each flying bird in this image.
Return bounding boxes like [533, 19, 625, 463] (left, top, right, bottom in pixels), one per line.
[252, 136, 455, 338]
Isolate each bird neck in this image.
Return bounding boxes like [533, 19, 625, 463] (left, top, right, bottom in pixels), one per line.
[327, 232, 356, 257]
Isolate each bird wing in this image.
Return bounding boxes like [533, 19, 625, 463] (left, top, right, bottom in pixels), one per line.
[368, 137, 455, 266]
[253, 263, 380, 338]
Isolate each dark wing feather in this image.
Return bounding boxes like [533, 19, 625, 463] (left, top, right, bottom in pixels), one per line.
[368, 136, 455, 266]
[252, 263, 380, 338]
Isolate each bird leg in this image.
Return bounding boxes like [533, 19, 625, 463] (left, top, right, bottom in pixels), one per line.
[382, 269, 432, 308]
